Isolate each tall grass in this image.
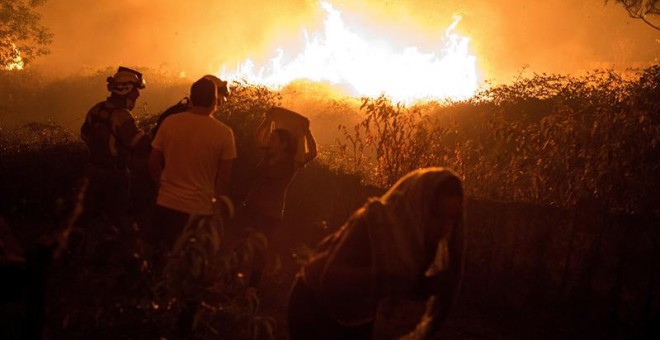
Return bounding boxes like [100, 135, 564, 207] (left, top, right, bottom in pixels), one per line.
[330, 66, 659, 213]
[1, 65, 657, 216]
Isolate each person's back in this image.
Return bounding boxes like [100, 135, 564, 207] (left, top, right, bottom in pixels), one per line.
[148, 76, 236, 337]
[288, 168, 465, 339]
[154, 111, 234, 215]
[80, 66, 150, 228]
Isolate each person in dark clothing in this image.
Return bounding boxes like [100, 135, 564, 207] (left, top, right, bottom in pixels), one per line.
[77, 67, 152, 319]
[240, 126, 317, 287]
[288, 167, 465, 339]
[1, 195, 79, 340]
[80, 66, 151, 229]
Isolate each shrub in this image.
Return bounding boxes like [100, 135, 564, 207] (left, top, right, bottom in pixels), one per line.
[335, 66, 660, 213]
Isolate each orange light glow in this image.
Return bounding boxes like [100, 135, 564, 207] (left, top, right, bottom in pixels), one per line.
[219, 2, 479, 103]
[5, 43, 24, 71]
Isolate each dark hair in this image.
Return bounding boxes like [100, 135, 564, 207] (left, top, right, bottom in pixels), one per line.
[272, 129, 297, 155]
[202, 74, 230, 99]
[434, 175, 463, 198]
[190, 77, 216, 107]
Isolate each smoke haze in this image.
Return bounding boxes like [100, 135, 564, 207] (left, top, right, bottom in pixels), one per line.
[35, 0, 658, 83]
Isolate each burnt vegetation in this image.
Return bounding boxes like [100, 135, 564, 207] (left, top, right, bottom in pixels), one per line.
[0, 65, 659, 338]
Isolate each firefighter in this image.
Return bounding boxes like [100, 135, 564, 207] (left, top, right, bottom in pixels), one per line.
[80, 66, 151, 230]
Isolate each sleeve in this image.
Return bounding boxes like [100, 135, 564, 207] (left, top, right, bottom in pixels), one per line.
[112, 109, 147, 148]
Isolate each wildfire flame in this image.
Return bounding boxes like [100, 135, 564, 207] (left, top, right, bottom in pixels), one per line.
[220, 2, 479, 103]
[5, 43, 24, 71]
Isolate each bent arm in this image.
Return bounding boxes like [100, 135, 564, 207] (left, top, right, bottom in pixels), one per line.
[408, 238, 465, 338]
[255, 116, 272, 148]
[114, 109, 151, 159]
[303, 128, 317, 165]
[402, 273, 459, 339]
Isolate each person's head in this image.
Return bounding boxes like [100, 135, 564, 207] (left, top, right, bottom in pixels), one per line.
[106, 66, 145, 109]
[379, 168, 464, 261]
[267, 128, 297, 156]
[202, 75, 230, 105]
[190, 77, 217, 110]
[427, 175, 463, 246]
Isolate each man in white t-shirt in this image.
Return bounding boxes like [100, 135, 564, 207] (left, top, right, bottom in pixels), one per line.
[147, 76, 236, 251]
[146, 76, 236, 336]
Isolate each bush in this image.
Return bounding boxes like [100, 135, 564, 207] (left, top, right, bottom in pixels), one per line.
[335, 66, 660, 213]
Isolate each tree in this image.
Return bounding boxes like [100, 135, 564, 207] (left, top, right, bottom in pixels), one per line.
[0, 0, 52, 69]
[607, 0, 660, 30]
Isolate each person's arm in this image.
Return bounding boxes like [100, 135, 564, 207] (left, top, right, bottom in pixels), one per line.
[217, 127, 237, 197]
[255, 116, 272, 148]
[148, 148, 164, 186]
[405, 238, 465, 339]
[114, 109, 151, 159]
[303, 128, 317, 165]
[214, 159, 233, 197]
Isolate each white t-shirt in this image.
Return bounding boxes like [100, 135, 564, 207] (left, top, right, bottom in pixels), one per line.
[152, 112, 237, 215]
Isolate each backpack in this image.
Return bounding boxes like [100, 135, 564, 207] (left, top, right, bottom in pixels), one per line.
[151, 97, 190, 137]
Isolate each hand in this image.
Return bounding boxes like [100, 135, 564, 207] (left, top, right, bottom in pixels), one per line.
[399, 318, 432, 340]
[212, 195, 235, 220]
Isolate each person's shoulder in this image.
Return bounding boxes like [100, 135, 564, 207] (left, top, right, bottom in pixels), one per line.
[84, 102, 105, 117]
[107, 107, 137, 126]
[90, 101, 105, 110]
[163, 110, 191, 122]
[108, 106, 133, 118]
[209, 117, 233, 132]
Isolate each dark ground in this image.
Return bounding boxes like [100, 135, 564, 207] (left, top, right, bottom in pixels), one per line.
[2, 148, 657, 339]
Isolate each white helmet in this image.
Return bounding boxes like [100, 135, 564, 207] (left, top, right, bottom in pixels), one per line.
[107, 66, 146, 95]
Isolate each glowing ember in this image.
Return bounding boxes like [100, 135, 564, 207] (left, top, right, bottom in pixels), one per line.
[5, 43, 24, 71]
[220, 2, 479, 103]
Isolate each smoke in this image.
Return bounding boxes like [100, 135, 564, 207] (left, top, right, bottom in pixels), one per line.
[34, 0, 658, 82]
[35, 0, 321, 77]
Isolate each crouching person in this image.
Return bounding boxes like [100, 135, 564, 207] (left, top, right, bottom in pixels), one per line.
[287, 167, 465, 339]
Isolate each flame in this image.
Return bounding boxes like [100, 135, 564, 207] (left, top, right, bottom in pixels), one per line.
[219, 2, 479, 103]
[5, 43, 24, 71]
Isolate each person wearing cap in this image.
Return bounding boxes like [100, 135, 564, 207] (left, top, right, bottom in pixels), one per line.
[150, 74, 230, 137]
[147, 75, 235, 249]
[146, 76, 236, 336]
[80, 66, 151, 229]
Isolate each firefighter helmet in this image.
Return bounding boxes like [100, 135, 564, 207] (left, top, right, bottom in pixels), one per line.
[107, 66, 146, 95]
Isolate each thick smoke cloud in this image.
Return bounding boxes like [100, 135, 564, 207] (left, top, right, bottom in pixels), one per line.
[35, 0, 658, 82]
[35, 0, 320, 77]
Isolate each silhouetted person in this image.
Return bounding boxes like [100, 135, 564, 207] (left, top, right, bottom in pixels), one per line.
[1, 211, 75, 340]
[151, 75, 230, 138]
[287, 167, 465, 339]
[77, 67, 151, 305]
[80, 66, 150, 229]
[241, 121, 317, 287]
[147, 76, 236, 337]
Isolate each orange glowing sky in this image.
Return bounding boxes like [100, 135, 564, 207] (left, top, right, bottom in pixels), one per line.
[34, 0, 658, 93]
